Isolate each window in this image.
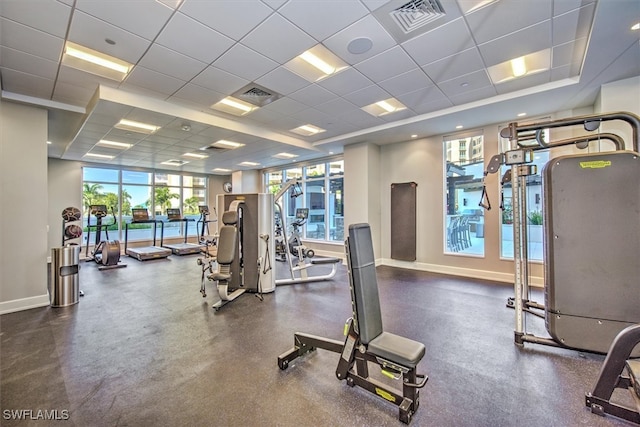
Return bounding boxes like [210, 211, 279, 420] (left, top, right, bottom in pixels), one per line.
[265, 159, 344, 243]
[499, 129, 549, 261]
[444, 134, 485, 256]
[82, 167, 207, 243]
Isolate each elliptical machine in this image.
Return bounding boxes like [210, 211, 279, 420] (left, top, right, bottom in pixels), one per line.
[287, 208, 314, 261]
[84, 204, 126, 270]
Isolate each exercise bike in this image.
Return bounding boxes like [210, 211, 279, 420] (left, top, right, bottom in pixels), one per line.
[287, 208, 315, 261]
[84, 205, 126, 270]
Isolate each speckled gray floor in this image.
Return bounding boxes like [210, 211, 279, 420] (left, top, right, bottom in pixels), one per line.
[1, 254, 636, 426]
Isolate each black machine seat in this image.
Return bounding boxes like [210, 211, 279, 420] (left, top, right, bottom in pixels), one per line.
[369, 332, 425, 370]
[347, 223, 425, 370]
[278, 222, 428, 424]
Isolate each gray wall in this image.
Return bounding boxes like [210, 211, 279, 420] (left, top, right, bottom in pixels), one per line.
[48, 158, 83, 253]
[0, 100, 49, 314]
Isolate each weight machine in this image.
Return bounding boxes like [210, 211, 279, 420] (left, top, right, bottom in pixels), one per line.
[273, 179, 341, 286]
[84, 204, 126, 270]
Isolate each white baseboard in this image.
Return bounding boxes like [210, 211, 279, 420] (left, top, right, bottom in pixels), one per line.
[380, 258, 544, 287]
[0, 294, 50, 315]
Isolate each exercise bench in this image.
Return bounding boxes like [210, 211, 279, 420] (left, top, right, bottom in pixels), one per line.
[278, 223, 428, 424]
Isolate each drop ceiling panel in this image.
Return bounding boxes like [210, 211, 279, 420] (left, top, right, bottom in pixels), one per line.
[255, 67, 310, 96]
[401, 17, 474, 67]
[68, 11, 151, 64]
[397, 85, 449, 110]
[260, 97, 309, 116]
[212, 44, 279, 82]
[178, 0, 273, 42]
[278, 0, 369, 41]
[323, 15, 396, 65]
[477, 21, 552, 67]
[448, 85, 498, 106]
[378, 68, 435, 98]
[314, 98, 361, 116]
[190, 66, 249, 95]
[355, 46, 417, 82]
[553, 38, 588, 68]
[0, 46, 59, 80]
[52, 81, 96, 106]
[288, 84, 337, 107]
[75, 0, 173, 41]
[422, 48, 485, 83]
[341, 85, 391, 108]
[241, 13, 317, 64]
[552, 3, 595, 45]
[464, 0, 553, 45]
[168, 87, 222, 112]
[317, 68, 373, 97]
[494, 71, 552, 95]
[122, 67, 186, 96]
[0, 0, 70, 38]
[0, 68, 54, 98]
[155, 13, 235, 64]
[138, 44, 207, 82]
[0, 18, 64, 62]
[56, 66, 116, 91]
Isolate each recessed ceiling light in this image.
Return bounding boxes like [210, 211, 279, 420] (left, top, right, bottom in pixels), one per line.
[632, 22, 640, 31]
[362, 98, 407, 117]
[487, 49, 550, 84]
[182, 152, 209, 159]
[213, 168, 232, 173]
[290, 124, 326, 136]
[273, 152, 298, 160]
[115, 119, 160, 134]
[210, 140, 245, 149]
[161, 159, 189, 166]
[517, 112, 527, 117]
[47, 141, 52, 145]
[239, 161, 260, 167]
[284, 44, 348, 82]
[96, 139, 132, 149]
[456, 125, 464, 129]
[411, 134, 418, 138]
[84, 153, 115, 159]
[62, 41, 132, 81]
[211, 96, 257, 116]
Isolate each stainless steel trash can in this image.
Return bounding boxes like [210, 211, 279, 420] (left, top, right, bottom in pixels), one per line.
[50, 246, 80, 307]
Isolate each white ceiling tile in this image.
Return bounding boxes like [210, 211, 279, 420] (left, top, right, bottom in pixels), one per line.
[552, 38, 588, 69]
[552, 3, 595, 46]
[0, 18, 64, 62]
[378, 108, 415, 122]
[261, 97, 309, 115]
[342, 85, 390, 107]
[422, 48, 484, 83]
[355, 46, 417, 82]
[57, 66, 115, 91]
[242, 14, 316, 64]
[359, 0, 391, 12]
[0, 67, 54, 99]
[494, 71, 552, 95]
[212, 44, 278, 82]
[255, 67, 310, 95]
[0, 0, 70, 38]
[68, 11, 151, 64]
[448, 85, 498, 106]
[52, 81, 97, 107]
[0, 46, 59, 80]
[191, 66, 249, 95]
[478, 21, 552, 67]
[401, 18, 474, 66]
[138, 44, 207, 82]
[338, 107, 384, 128]
[314, 98, 360, 116]
[323, 15, 396, 65]
[437, 69, 492, 98]
[378, 68, 434, 97]
[288, 84, 337, 107]
[278, 0, 369, 41]
[179, 0, 273, 41]
[262, 0, 288, 10]
[396, 85, 448, 109]
[317, 68, 372, 96]
[464, 0, 552, 45]
[241, 107, 287, 125]
[553, 0, 595, 16]
[410, 97, 453, 115]
[156, 13, 235, 64]
[75, 0, 173, 41]
[123, 66, 186, 96]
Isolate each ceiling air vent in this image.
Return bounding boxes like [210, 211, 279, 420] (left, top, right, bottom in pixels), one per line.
[231, 83, 282, 107]
[391, 0, 445, 34]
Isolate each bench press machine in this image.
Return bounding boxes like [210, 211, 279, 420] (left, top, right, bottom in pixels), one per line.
[278, 223, 428, 424]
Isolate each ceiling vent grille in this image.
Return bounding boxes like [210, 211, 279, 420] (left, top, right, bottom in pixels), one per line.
[390, 0, 445, 34]
[231, 83, 282, 107]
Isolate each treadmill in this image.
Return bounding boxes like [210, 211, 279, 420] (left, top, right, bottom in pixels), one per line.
[124, 209, 172, 261]
[163, 208, 204, 255]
